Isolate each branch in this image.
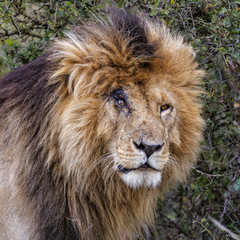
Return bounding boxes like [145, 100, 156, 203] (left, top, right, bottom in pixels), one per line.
[193, 167, 226, 177]
[209, 216, 240, 240]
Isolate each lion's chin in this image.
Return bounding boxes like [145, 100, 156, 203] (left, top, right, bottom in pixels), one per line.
[120, 170, 162, 189]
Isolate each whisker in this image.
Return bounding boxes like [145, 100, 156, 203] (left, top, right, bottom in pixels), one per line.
[117, 152, 143, 157]
[87, 152, 116, 173]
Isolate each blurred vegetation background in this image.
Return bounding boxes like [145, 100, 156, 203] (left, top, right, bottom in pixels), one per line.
[0, 0, 239, 239]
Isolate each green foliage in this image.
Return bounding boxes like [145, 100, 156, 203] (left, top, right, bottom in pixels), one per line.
[0, 0, 239, 239]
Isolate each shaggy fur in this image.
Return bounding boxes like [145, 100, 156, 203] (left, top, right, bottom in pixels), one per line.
[0, 7, 205, 240]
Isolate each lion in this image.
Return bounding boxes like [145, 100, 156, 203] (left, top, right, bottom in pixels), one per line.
[0, 7, 205, 240]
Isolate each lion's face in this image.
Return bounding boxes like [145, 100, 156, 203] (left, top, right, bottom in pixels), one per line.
[105, 79, 178, 188]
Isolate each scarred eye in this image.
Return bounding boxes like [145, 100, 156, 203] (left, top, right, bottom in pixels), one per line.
[111, 88, 127, 108]
[160, 104, 171, 112]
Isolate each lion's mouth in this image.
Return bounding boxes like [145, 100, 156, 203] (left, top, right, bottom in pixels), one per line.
[118, 163, 159, 173]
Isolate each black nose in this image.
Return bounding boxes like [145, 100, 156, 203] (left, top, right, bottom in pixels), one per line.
[133, 141, 163, 158]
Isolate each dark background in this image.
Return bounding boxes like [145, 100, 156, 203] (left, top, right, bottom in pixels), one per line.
[0, 1, 239, 239]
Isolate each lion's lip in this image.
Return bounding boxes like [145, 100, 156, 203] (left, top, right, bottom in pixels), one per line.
[118, 163, 159, 173]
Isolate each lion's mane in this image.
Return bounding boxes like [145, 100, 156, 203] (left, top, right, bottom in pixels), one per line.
[0, 8, 204, 240]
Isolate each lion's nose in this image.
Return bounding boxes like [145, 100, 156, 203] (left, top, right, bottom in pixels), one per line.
[133, 141, 163, 158]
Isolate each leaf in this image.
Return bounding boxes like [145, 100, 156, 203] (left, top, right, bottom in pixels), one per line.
[224, 17, 231, 27]
[65, 1, 71, 6]
[201, 218, 206, 223]
[233, 178, 240, 192]
[5, 39, 13, 46]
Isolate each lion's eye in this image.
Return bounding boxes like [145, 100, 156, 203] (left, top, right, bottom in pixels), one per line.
[111, 88, 127, 108]
[160, 104, 171, 112]
[117, 99, 125, 106]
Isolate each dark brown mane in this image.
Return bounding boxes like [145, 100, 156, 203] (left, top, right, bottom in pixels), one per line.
[0, 55, 77, 239]
[107, 7, 156, 58]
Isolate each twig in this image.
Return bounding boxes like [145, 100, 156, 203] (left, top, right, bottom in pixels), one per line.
[171, 192, 204, 238]
[220, 155, 240, 224]
[158, 212, 192, 239]
[203, 0, 217, 13]
[10, 14, 21, 36]
[193, 167, 226, 177]
[188, 6, 196, 37]
[54, 2, 59, 26]
[193, 220, 216, 240]
[209, 216, 240, 240]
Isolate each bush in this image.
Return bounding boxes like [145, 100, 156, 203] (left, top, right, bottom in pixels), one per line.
[0, 1, 239, 239]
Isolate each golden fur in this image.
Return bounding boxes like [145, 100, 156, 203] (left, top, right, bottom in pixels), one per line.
[0, 8, 205, 240]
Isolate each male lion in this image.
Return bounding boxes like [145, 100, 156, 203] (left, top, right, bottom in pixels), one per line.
[0, 7, 205, 240]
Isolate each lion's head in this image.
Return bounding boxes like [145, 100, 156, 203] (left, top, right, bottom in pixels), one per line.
[54, 8, 205, 193]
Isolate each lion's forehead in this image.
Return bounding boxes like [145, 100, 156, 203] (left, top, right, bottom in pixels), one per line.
[120, 80, 177, 109]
